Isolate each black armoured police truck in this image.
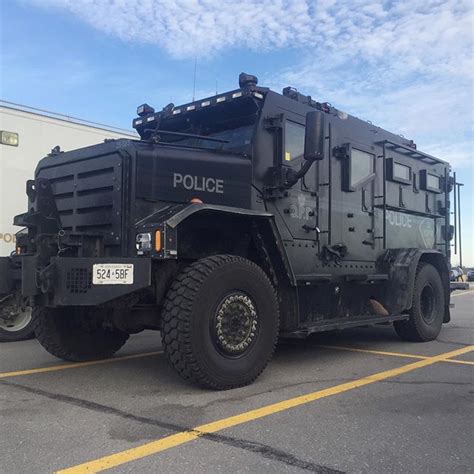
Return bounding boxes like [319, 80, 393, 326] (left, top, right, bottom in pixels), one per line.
[0, 73, 464, 388]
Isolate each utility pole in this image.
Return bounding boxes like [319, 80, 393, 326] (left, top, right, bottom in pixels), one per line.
[457, 182, 464, 267]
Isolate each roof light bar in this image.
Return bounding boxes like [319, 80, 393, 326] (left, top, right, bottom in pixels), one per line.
[135, 87, 264, 130]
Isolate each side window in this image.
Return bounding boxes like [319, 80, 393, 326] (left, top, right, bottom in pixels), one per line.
[349, 148, 374, 188]
[386, 158, 412, 185]
[284, 121, 305, 163]
[420, 169, 441, 193]
[340, 145, 375, 191]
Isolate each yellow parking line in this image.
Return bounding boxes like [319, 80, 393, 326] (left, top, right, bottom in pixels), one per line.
[445, 359, 474, 366]
[318, 344, 474, 366]
[57, 345, 474, 473]
[0, 351, 163, 379]
[318, 344, 428, 360]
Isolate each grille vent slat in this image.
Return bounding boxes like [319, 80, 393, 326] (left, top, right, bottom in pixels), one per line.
[37, 154, 122, 244]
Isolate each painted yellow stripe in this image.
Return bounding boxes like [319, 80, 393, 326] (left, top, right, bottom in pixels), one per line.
[57, 345, 474, 473]
[0, 351, 162, 379]
[318, 344, 474, 366]
[318, 344, 428, 360]
[445, 358, 474, 366]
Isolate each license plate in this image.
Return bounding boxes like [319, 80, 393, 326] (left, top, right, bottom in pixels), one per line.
[92, 264, 134, 285]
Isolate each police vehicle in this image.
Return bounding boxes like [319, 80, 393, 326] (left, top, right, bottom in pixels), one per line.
[0, 73, 464, 388]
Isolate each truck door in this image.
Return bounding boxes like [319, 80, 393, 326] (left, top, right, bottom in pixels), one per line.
[274, 117, 318, 240]
[339, 142, 377, 261]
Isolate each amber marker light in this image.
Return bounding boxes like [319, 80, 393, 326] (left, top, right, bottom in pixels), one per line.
[155, 230, 162, 252]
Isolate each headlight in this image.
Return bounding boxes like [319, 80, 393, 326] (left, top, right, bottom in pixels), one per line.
[136, 233, 152, 253]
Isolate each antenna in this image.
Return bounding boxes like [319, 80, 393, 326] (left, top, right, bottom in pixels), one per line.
[192, 56, 197, 101]
[215, 79, 218, 95]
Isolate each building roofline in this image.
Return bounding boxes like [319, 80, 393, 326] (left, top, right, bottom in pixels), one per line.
[0, 99, 137, 137]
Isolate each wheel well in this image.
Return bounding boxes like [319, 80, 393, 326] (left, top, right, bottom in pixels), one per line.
[177, 212, 252, 260]
[418, 253, 450, 323]
[175, 210, 298, 330]
[380, 249, 450, 323]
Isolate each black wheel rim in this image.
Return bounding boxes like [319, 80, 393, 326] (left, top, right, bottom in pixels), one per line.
[212, 292, 259, 357]
[420, 284, 436, 323]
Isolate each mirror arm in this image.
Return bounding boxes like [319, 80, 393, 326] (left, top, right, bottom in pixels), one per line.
[285, 158, 316, 187]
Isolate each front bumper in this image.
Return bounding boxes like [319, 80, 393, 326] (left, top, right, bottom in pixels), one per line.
[20, 256, 151, 306]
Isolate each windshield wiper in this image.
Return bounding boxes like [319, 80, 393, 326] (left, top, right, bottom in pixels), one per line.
[144, 128, 229, 144]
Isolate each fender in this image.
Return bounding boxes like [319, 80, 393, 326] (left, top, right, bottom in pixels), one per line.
[138, 203, 295, 283]
[380, 249, 451, 323]
[165, 203, 274, 228]
[136, 203, 299, 329]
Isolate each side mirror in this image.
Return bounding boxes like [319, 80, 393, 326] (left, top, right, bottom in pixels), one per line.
[304, 111, 325, 161]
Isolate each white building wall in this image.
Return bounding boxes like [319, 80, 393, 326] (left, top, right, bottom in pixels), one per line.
[0, 104, 137, 255]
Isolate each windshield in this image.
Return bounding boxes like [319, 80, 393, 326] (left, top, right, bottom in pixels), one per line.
[157, 97, 259, 153]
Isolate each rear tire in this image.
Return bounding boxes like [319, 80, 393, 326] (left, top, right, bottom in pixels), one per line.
[34, 306, 129, 361]
[0, 305, 35, 342]
[394, 263, 445, 342]
[161, 255, 279, 390]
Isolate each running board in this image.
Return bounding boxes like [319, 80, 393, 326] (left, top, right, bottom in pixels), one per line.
[281, 314, 409, 338]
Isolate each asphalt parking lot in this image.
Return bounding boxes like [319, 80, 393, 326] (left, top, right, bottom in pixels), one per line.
[1, 290, 473, 474]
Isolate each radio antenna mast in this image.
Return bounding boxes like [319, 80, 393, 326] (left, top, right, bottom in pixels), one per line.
[192, 56, 197, 101]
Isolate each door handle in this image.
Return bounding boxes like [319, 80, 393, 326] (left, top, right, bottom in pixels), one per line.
[362, 188, 368, 212]
[302, 225, 320, 232]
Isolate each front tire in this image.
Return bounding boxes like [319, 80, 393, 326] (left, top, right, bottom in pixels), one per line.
[34, 307, 129, 361]
[161, 255, 279, 390]
[394, 263, 445, 342]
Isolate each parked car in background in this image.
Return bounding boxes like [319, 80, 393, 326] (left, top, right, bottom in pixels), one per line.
[467, 269, 474, 282]
[450, 267, 464, 282]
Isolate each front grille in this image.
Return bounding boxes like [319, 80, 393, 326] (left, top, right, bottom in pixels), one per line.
[36, 154, 123, 245]
[66, 268, 92, 294]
